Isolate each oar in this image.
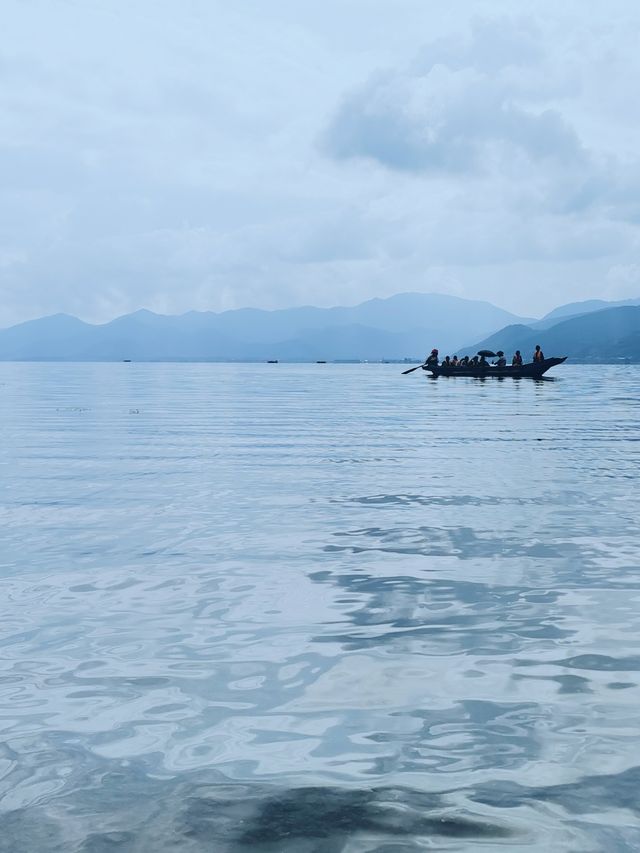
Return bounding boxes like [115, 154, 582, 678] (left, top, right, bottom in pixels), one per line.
[401, 362, 427, 375]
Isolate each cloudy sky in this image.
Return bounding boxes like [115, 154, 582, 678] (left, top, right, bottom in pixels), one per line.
[3, 0, 640, 325]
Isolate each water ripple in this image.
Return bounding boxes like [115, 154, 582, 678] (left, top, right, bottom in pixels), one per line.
[1, 363, 640, 850]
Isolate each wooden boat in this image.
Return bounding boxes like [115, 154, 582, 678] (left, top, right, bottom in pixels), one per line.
[423, 356, 567, 378]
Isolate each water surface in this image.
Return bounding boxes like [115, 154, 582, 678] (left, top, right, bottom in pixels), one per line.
[1, 363, 639, 851]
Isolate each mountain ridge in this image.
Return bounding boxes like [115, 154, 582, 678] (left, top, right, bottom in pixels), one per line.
[2, 293, 640, 362]
[0, 293, 531, 361]
[462, 305, 640, 362]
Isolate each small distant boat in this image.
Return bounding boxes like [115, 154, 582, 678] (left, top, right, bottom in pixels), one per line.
[316, 360, 326, 364]
[123, 359, 132, 363]
[424, 357, 567, 378]
[267, 359, 278, 363]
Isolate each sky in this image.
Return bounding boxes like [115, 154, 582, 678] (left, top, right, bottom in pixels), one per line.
[3, 0, 640, 325]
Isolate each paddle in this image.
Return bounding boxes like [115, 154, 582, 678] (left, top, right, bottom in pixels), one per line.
[402, 362, 427, 375]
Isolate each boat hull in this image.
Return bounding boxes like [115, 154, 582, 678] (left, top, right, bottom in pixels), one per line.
[423, 357, 567, 378]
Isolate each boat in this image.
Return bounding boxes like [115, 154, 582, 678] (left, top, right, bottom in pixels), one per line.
[423, 356, 567, 378]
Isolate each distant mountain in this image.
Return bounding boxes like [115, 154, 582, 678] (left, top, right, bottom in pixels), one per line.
[532, 297, 640, 330]
[6, 293, 639, 362]
[541, 297, 640, 322]
[462, 306, 640, 362]
[0, 293, 531, 361]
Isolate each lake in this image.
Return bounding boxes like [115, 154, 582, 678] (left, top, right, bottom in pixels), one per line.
[1, 362, 639, 851]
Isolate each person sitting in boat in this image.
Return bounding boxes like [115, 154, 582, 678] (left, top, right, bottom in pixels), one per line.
[512, 350, 523, 366]
[425, 348, 439, 366]
[478, 354, 489, 368]
[533, 345, 545, 362]
[451, 355, 459, 367]
[493, 351, 507, 367]
[443, 356, 452, 367]
[471, 355, 479, 366]
[460, 355, 470, 366]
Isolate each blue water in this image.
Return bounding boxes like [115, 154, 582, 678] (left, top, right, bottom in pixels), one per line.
[1, 363, 640, 851]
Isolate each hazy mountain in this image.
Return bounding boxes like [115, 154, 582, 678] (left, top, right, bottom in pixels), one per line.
[462, 306, 640, 361]
[532, 297, 640, 329]
[0, 294, 531, 361]
[5, 294, 639, 362]
[0, 313, 95, 360]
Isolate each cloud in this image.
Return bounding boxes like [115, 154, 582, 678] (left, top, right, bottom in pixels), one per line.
[413, 16, 545, 74]
[3, 1, 640, 324]
[323, 18, 587, 175]
[604, 263, 640, 299]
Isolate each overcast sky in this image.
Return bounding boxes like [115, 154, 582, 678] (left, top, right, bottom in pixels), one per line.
[3, 0, 640, 324]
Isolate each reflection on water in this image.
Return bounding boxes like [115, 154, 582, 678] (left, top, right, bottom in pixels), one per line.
[2, 770, 515, 852]
[1, 363, 640, 851]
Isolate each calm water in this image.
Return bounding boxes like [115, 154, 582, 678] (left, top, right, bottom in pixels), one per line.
[1, 363, 640, 852]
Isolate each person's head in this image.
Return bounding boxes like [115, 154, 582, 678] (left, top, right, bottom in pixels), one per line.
[516, 350, 520, 356]
[497, 351, 504, 357]
[432, 348, 438, 355]
[535, 345, 541, 351]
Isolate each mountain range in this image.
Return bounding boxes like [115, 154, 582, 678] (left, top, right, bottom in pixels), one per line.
[464, 303, 640, 362]
[0, 294, 530, 362]
[1, 293, 639, 362]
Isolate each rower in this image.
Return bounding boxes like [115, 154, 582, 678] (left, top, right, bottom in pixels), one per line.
[512, 350, 523, 366]
[425, 348, 439, 366]
[533, 345, 545, 362]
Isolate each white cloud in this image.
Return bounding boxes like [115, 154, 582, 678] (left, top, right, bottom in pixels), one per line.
[322, 16, 587, 176]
